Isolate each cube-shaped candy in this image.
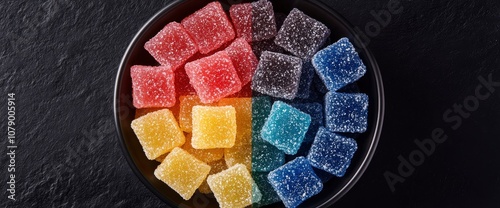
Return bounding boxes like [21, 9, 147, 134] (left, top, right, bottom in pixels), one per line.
[229, 0, 277, 42]
[154, 147, 210, 200]
[325, 92, 368, 133]
[178, 95, 214, 132]
[275, 8, 330, 59]
[251, 52, 302, 100]
[296, 61, 316, 99]
[252, 141, 285, 172]
[312, 37, 366, 91]
[290, 102, 324, 143]
[218, 98, 252, 146]
[268, 157, 323, 208]
[252, 96, 273, 143]
[183, 133, 224, 163]
[144, 22, 198, 69]
[181, 2, 235, 54]
[224, 38, 258, 86]
[131, 109, 185, 160]
[252, 172, 282, 207]
[175, 66, 197, 96]
[224, 145, 252, 171]
[307, 127, 358, 177]
[251, 38, 284, 59]
[185, 51, 242, 104]
[131, 65, 176, 108]
[207, 164, 262, 208]
[261, 101, 311, 155]
[198, 160, 228, 194]
[191, 106, 237, 149]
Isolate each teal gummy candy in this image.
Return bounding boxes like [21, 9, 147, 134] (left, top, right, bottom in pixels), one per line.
[252, 96, 273, 143]
[290, 102, 323, 143]
[261, 101, 311, 155]
[268, 157, 323, 208]
[252, 172, 282, 207]
[312, 37, 366, 91]
[252, 141, 285, 172]
[325, 92, 368, 133]
[307, 127, 358, 177]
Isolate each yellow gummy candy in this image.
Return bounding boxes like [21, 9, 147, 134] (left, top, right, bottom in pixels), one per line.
[218, 98, 252, 146]
[224, 145, 252, 171]
[191, 106, 237, 149]
[182, 133, 224, 163]
[179, 95, 214, 132]
[198, 159, 227, 194]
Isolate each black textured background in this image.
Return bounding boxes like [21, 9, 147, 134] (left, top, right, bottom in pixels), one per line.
[1, 0, 499, 207]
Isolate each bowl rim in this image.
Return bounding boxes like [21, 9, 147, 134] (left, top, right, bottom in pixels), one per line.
[114, 0, 385, 207]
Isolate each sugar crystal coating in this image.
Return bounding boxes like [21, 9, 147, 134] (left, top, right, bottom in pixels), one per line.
[290, 102, 324, 143]
[325, 92, 368, 133]
[131, 65, 176, 108]
[229, 3, 252, 42]
[144, 22, 198, 69]
[312, 37, 366, 91]
[224, 145, 252, 171]
[131, 109, 185, 160]
[260, 101, 311, 155]
[275, 8, 330, 59]
[192, 106, 237, 149]
[224, 38, 258, 86]
[179, 95, 214, 132]
[252, 141, 285, 172]
[207, 164, 262, 208]
[268, 157, 323, 208]
[154, 147, 210, 200]
[307, 127, 358, 177]
[175, 66, 197, 96]
[251, 0, 277, 41]
[181, 2, 235, 54]
[252, 172, 282, 207]
[296, 61, 316, 99]
[252, 96, 272, 143]
[251, 51, 302, 100]
[218, 98, 253, 146]
[198, 160, 228, 194]
[185, 51, 242, 104]
[183, 133, 224, 163]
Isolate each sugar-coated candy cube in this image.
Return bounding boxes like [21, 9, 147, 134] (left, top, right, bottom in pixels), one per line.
[251, 52, 302, 100]
[191, 106, 237, 149]
[178, 95, 214, 132]
[218, 98, 253, 146]
[252, 172, 282, 207]
[154, 147, 210, 200]
[296, 61, 316, 99]
[199, 160, 228, 194]
[224, 38, 259, 87]
[290, 102, 324, 143]
[229, 3, 252, 42]
[261, 101, 311, 155]
[275, 8, 330, 59]
[307, 127, 358, 177]
[268, 157, 323, 208]
[312, 37, 366, 91]
[252, 141, 285, 172]
[131, 109, 185, 160]
[144, 22, 198, 69]
[181, 2, 235, 54]
[131, 65, 176, 108]
[183, 133, 224, 163]
[325, 92, 368, 133]
[207, 164, 262, 208]
[251, 38, 284, 59]
[185, 51, 242, 104]
[251, 0, 277, 41]
[224, 145, 252, 171]
[252, 96, 272, 143]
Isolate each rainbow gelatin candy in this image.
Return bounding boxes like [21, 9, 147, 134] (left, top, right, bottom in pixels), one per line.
[191, 106, 237, 149]
[218, 97, 252, 146]
[131, 65, 176, 108]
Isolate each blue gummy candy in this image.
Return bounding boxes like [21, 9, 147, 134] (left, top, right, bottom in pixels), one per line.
[324, 92, 368, 133]
[312, 37, 366, 91]
[307, 127, 358, 177]
[291, 102, 324, 143]
[268, 157, 323, 208]
[261, 101, 311, 155]
[252, 172, 282, 207]
[252, 141, 285, 172]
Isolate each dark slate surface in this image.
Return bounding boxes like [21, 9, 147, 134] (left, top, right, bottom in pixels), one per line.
[1, 0, 499, 207]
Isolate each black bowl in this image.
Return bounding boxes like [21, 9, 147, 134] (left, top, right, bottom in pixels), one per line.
[114, 0, 385, 207]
